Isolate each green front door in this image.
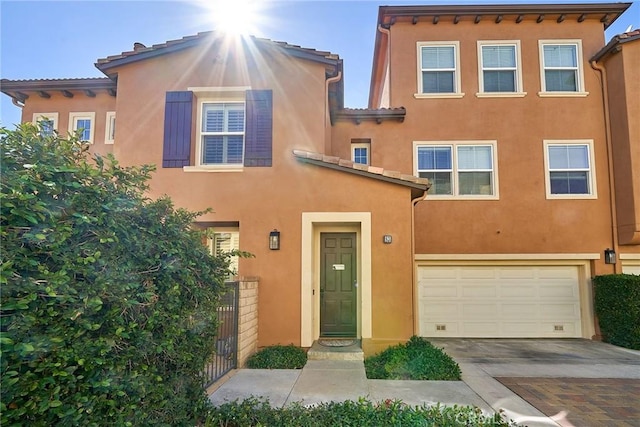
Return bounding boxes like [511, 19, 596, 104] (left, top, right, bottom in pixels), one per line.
[320, 233, 357, 337]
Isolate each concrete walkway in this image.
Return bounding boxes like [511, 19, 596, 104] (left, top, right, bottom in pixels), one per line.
[209, 339, 640, 427]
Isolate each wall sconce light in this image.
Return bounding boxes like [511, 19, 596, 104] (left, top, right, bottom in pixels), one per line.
[269, 230, 280, 250]
[383, 235, 392, 244]
[604, 248, 616, 264]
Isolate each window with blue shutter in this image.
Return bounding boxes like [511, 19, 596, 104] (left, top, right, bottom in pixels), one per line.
[162, 91, 193, 168]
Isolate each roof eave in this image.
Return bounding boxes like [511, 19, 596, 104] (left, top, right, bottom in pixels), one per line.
[591, 31, 640, 62]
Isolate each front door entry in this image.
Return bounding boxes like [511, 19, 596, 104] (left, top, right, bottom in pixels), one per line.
[320, 233, 357, 337]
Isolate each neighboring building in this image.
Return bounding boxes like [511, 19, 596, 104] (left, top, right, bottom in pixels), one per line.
[2, 3, 638, 355]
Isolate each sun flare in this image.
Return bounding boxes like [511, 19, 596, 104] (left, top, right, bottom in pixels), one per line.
[202, 0, 264, 36]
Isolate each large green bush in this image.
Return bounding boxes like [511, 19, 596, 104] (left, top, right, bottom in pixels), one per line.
[206, 397, 515, 426]
[245, 344, 307, 369]
[0, 124, 231, 425]
[365, 336, 461, 380]
[594, 274, 640, 350]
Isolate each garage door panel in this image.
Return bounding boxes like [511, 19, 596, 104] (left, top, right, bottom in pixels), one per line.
[418, 265, 582, 338]
[462, 285, 496, 298]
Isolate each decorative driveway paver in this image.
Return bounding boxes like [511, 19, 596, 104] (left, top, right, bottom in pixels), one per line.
[496, 377, 640, 427]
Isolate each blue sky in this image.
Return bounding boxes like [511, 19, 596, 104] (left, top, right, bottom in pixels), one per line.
[1, 0, 638, 129]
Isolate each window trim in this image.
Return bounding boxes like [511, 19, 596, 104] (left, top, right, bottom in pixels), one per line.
[351, 141, 370, 165]
[538, 40, 588, 97]
[184, 87, 249, 172]
[68, 112, 95, 144]
[105, 111, 116, 144]
[413, 140, 499, 200]
[208, 227, 240, 278]
[476, 40, 526, 98]
[543, 139, 597, 200]
[415, 41, 464, 99]
[32, 112, 58, 135]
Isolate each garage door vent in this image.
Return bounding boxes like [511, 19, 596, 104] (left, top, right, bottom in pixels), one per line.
[554, 325, 564, 332]
[436, 324, 446, 331]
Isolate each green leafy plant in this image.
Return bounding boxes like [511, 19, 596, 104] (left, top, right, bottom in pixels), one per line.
[245, 344, 307, 369]
[594, 274, 640, 350]
[365, 336, 462, 380]
[0, 124, 232, 425]
[206, 397, 516, 426]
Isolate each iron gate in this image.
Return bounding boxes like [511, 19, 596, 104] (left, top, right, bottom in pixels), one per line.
[204, 281, 239, 388]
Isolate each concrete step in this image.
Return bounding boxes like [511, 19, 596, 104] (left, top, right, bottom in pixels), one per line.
[307, 339, 364, 361]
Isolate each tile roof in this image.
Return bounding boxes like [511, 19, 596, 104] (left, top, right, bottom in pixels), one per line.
[293, 149, 430, 196]
[0, 77, 116, 102]
[96, 32, 341, 73]
[592, 29, 640, 62]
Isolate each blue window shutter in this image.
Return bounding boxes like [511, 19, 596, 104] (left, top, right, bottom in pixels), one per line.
[163, 91, 193, 168]
[244, 90, 272, 167]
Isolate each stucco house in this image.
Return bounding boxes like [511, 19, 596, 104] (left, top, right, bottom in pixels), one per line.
[2, 2, 638, 355]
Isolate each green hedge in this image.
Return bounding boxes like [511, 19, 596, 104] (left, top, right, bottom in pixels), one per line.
[246, 345, 307, 369]
[594, 274, 640, 350]
[207, 397, 516, 426]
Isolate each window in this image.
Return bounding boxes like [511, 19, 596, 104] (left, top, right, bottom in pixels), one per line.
[544, 140, 596, 199]
[69, 112, 95, 143]
[416, 42, 463, 98]
[32, 113, 58, 136]
[209, 229, 239, 278]
[539, 40, 587, 96]
[351, 139, 371, 165]
[163, 89, 272, 170]
[200, 102, 245, 165]
[415, 141, 497, 198]
[477, 41, 525, 96]
[105, 112, 116, 144]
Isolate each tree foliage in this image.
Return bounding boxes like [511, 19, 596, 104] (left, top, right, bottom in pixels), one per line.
[1, 124, 230, 425]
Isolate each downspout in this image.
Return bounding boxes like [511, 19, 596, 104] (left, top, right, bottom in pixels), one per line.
[411, 190, 429, 335]
[590, 59, 620, 274]
[376, 25, 391, 108]
[324, 70, 342, 155]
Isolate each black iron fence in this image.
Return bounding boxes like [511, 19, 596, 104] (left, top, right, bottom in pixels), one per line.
[204, 281, 239, 388]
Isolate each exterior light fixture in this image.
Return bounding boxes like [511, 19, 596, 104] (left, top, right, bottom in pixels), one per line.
[604, 248, 616, 264]
[269, 230, 280, 250]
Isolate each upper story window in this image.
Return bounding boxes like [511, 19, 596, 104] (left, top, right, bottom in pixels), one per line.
[163, 88, 273, 171]
[544, 140, 596, 199]
[105, 112, 116, 144]
[538, 40, 588, 97]
[69, 112, 95, 143]
[200, 102, 245, 165]
[351, 139, 371, 165]
[415, 41, 463, 99]
[477, 41, 526, 97]
[415, 141, 498, 199]
[33, 113, 58, 136]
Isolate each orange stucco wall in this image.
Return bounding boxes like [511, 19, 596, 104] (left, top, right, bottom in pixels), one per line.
[102, 37, 416, 347]
[603, 39, 640, 247]
[20, 92, 115, 157]
[332, 18, 624, 275]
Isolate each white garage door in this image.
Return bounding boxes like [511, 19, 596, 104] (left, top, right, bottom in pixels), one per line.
[418, 265, 582, 338]
[622, 261, 640, 275]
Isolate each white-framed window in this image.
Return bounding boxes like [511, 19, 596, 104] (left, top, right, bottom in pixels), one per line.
[69, 112, 95, 143]
[351, 139, 371, 165]
[477, 41, 525, 97]
[416, 41, 463, 98]
[538, 40, 587, 96]
[208, 229, 240, 278]
[543, 140, 596, 199]
[415, 141, 498, 199]
[32, 113, 58, 136]
[198, 101, 245, 166]
[105, 112, 116, 144]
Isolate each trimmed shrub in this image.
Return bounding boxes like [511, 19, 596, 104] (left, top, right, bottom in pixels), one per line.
[245, 344, 307, 369]
[1, 124, 232, 425]
[206, 397, 516, 426]
[365, 336, 461, 380]
[594, 274, 640, 350]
